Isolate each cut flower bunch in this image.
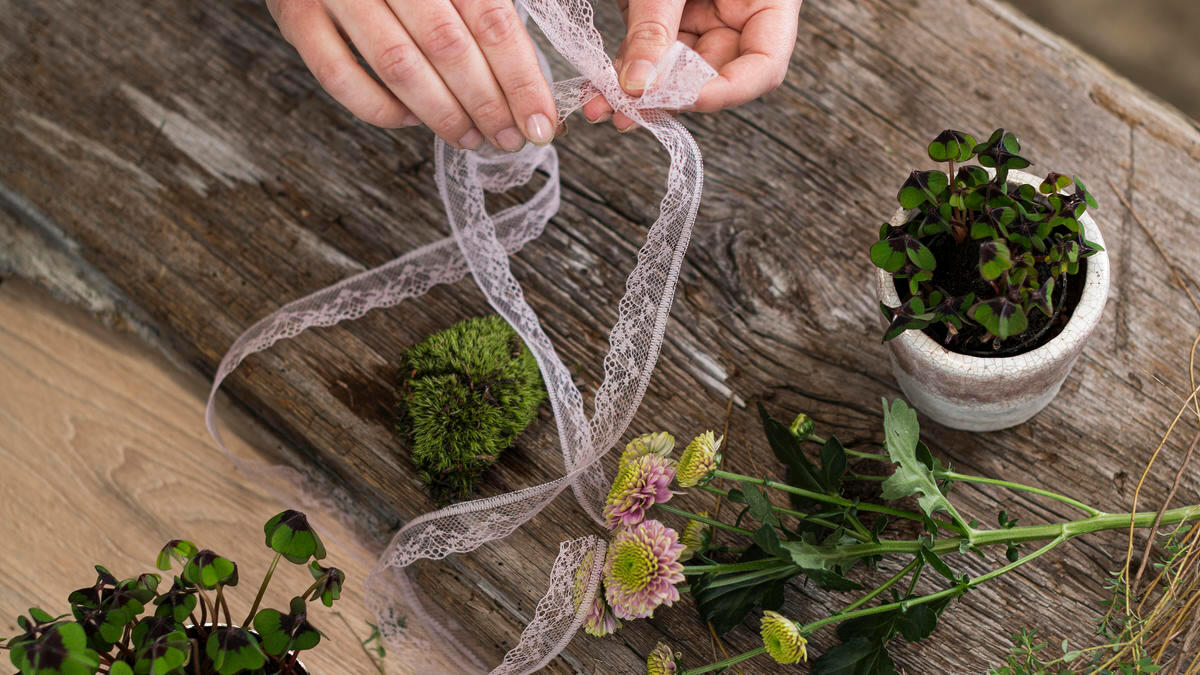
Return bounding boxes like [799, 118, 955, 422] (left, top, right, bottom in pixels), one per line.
[587, 402, 1200, 674]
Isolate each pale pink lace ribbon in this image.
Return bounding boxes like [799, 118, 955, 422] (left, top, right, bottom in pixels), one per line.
[204, 1, 715, 672]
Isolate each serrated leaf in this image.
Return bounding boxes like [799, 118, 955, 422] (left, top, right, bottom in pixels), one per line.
[744, 486, 781, 528]
[879, 400, 955, 521]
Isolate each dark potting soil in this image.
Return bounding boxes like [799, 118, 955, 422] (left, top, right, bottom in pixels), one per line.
[895, 233, 1086, 358]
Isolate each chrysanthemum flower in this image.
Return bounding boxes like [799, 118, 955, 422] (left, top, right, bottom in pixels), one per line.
[604, 520, 685, 620]
[646, 642, 678, 674]
[760, 611, 807, 664]
[603, 453, 676, 529]
[620, 431, 676, 466]
[675, 431, 722, 487]
[572, 550, 620, 637]
[678, 515, 709, 562]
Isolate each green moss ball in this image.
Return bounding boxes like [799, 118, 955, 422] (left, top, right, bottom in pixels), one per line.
[398, 315, 546, 501]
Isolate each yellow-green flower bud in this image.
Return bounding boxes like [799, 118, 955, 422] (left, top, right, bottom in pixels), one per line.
[678, 514, 710, 561]
[675, 431, 722, 488]
[760, 611, 807, 664]
[789, 413, 814, 441]
[620, 431, 676, 466]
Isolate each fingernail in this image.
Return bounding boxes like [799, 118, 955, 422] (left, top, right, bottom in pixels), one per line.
[616, 119, 638, 133]
[458, 128, 484, 150]
[621, 59, 656, 93]
[495, 126, 526, 152]
[401, 113, 421, 127]
[585, 109, 612, 124]
[526, 113, 554, 145]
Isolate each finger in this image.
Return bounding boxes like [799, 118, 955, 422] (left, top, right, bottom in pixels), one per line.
[454, 0, 557, 147]
[277, 1, 417, 128]
[616, 0, 686, 95]
[331, 1, 482, 148]
[382, 0, 524, 151]
[691, 6, 799, 112]
[582, 95, 614, 124]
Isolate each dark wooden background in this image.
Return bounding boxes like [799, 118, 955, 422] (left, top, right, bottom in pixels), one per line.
[3, 0, 1200, 671]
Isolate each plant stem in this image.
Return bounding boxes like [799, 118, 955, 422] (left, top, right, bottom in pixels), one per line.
[682, 558, 788, 575]
[695, 564, 799, 592]
[681, 647, 766, 675]
[216, 586, 232, 627]
[698, 485, 870, 542]
[800, 534, 1068, 636]
[244, 551, 282, 626]
[654, 503, 755, 537]
[841, 558, 921, 615]
[711, 470, 963, 534]
[821, 506, 1200, 563]
[936, 471, 1103, 517]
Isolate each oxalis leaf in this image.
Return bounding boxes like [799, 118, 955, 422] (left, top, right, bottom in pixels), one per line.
[879, 400, 962, 528]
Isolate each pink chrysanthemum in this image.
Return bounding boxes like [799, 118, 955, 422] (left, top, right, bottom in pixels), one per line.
[603, 453, 676, 529]
[604, 520, 685, 620]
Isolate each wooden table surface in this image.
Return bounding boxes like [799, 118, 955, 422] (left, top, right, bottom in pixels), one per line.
[3, 0, 1200, 672]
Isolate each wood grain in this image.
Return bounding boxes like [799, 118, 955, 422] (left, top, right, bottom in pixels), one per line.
[3, 0, 1200, 671]
[0, 278, 447, 674]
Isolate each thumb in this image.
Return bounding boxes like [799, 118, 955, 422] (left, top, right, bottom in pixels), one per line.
[618, 0, 685, 95]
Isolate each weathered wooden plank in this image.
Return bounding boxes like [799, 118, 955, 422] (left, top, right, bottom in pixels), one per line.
[3, 0, 1200, 671]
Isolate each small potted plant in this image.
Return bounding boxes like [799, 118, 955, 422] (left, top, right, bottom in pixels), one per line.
[869, 128, 1109, 430]
[3, 510, 344, 675]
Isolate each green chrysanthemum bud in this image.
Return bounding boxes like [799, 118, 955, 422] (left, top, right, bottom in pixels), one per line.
[789, 414, 814, 441]
[646, 641, 678, 674]
[678, 515, 710, 562]
[675, 432, 722, 488]
[620, 432, 676, 466]
[760, 611, 807, 664]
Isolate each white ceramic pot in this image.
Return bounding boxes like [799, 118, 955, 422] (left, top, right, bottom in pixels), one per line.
[875, 169, 1110, 431]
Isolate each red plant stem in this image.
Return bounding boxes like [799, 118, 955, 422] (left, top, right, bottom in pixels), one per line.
[244, 552, 282, 626]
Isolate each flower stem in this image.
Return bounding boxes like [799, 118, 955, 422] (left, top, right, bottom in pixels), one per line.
[681, 647, 766, 675]
[682, 558, 787, 575]
[244, 551, 282, 626]
[935, 470, 1103, 517]
[710, 470, 963, 534]
[698, 485, 870, 542]
[654, 503, 755, 536]
[841, 558, 921, 615]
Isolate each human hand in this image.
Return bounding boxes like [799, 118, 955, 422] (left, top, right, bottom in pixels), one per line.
[582, 0, 804, 131]
[267, 0, 559, 151]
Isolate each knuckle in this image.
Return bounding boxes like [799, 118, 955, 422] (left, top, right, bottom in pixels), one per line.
[375, 42, 422, 85]
[627, 19, 673, 50]
[469, 97, 511, 129]
[504, 76, 544, 104]
[312, 58, 353, 93]
[423, 20, 471, 61]
[361, 99, 403, 128]
[474, 4, 521, 48]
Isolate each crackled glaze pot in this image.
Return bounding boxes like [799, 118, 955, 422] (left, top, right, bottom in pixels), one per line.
[875, 169, 1110, 431]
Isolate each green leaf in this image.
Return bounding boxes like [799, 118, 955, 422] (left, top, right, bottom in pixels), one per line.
[692, 547, 787, 635]
[264, 510, 327, 565]
[870, 238, 907, 273]
[307, 561, 345, 608]
[820, 437, 848, 492]
[879, 400, 956, 521]
[978, 240, 1013, 280]
[205, 627, 266, 675]
[743, 486, 781, 528]
[927, 130, 977, 163]
[111, 662, 135, 675]
[812, 637, 897, 675]
[970, 298, 1028, 340]
[758, 403, 830, 508]
[183, 550, 238, 590]
[156, 540, 198, 571]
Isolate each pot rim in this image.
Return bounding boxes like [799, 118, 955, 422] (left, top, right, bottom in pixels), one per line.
[875, 168, 1110, 378]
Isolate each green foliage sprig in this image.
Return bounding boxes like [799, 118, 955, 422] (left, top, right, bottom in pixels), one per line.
[3, 511, 346, 675]
[398, 315, 547, 501]
[871, 129, 1103, 349]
